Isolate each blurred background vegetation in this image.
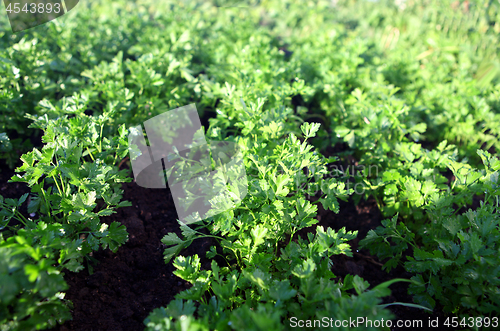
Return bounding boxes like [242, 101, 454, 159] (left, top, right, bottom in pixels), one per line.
[1, 0, 499, 167]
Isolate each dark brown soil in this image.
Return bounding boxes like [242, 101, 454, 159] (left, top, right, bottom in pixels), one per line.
[50, 171, 219, 331]
[51, 179, 193, 331]
[309, 196, 449, 330]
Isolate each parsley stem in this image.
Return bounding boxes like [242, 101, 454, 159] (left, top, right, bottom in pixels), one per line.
[238, 203, 257, 220]
[52, 175, 63, 196]
[196, 234, 225, 241]
[40, 186, 51, 218]
[99, 124, 104, 153]
[87, 148, 95, 162]
[2, 206, 29, 228]
[59, 175, 66, 196]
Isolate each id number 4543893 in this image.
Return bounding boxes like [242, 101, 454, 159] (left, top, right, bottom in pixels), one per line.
[444, 317, 498, 328]
[5, 2, 62, 14]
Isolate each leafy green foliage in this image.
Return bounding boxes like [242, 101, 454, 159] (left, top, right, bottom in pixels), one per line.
[8, 111, 131, 253]
[0, 111, 132, 328]
[148, 227, 398, 330]
[1, 0, 500, 328]
[152, 106, 403, 328]
[0, 242, 71, 331]
[361, 150, 500, 316]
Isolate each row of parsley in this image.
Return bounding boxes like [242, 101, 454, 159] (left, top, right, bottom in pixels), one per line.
[1, 0, 499, 330]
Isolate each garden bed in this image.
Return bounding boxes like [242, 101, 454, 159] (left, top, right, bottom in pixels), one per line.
[2, 0, 500, 330]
